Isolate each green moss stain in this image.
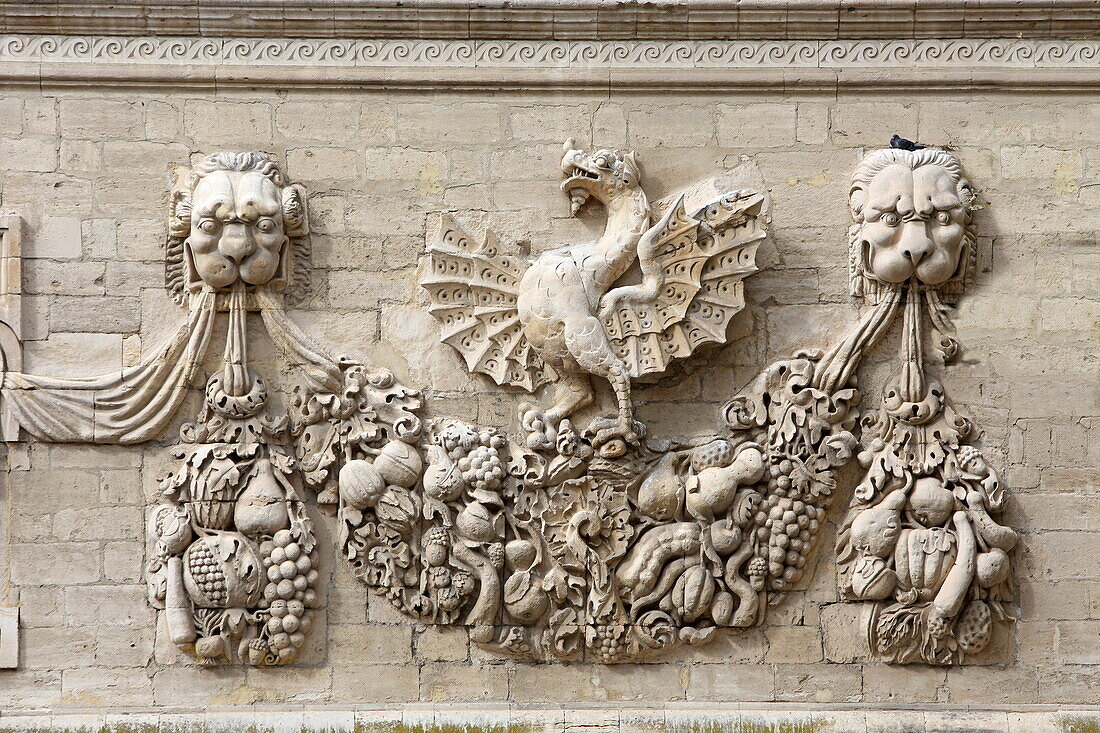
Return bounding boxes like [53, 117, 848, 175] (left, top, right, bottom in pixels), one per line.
[656, 716, 829, 733]
[353, 724, 534, 733]
[1061, 715, 1100, 733]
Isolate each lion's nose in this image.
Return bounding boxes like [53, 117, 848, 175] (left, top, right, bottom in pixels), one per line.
[898, 221, 933, 266]
[219, 222, 256, 264]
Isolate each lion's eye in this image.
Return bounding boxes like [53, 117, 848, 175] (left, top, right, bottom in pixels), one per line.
[880, 212, 900, 227]
[934, 211, 952, 225]
[256, 218, 277, 234]
[198, 219, 219, 234]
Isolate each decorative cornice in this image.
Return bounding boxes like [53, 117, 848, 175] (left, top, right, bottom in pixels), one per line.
[3, 1, 1100, 41]
[1, 36, 1098, 91]
[5, 36, 1100, 68]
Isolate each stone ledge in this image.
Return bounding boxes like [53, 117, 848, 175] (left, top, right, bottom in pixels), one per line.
[1, 706, 1099, 732]
[2, 0, 1099, 41]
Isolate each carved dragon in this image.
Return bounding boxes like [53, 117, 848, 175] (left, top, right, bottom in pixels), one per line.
[424, 139, 766, 452]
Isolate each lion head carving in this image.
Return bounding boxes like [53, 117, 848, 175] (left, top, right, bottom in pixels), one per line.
[166, 151, 310, 304]
[848, 147, 976, 301]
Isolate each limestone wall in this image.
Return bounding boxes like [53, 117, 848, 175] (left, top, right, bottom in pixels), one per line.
[0, 32, 1098, 730]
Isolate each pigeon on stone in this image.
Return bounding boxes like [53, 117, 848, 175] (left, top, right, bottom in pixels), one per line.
[890, 134, 926, 151]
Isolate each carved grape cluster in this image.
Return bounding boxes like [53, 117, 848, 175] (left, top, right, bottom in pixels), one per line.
[754, 492, 824, 589]
[458, 444, 506, 494]
[259, 529, 320, 663]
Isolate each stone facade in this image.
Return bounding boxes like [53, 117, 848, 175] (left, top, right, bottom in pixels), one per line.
[0, 4, 1098, 730]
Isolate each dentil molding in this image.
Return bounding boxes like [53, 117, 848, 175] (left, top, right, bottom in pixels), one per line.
[1, 36, 1098, 90]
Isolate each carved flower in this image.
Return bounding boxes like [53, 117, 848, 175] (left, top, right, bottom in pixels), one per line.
[539, 478, 632, 571]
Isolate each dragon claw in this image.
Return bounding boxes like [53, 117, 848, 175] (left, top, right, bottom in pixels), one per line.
[585, 416, 645, 455]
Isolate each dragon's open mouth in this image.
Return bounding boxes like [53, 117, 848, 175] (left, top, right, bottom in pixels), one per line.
[563, 163, 600, 181]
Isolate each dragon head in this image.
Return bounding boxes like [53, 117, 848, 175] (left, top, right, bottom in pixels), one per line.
[560, 138, 642, 214]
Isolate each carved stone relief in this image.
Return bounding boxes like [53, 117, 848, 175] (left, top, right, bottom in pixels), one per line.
[0, 139, 1016, 668]
[344, 138, 1013, 663]
[0, 152, 420, 666]
[835, 144, 1016, 664]
[424, 140, 765, 452]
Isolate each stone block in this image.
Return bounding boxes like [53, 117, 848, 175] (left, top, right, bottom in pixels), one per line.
[329, 623, 413, 665]
[59, 99, 144, 139]
[49, 295, 141, 334]
[764, 624, 824, 664]
[831, 102, 917, 147]
[627, 104, 714, 148]
[414, 625, 469, 662]
[718, 103, 798, 148]
[0, 137, 58, 173]
[10, 542, 101, 585]
[774, 663, 863, 703]
[183, 100, 273, 146]
[509, 104, 588, 142]
[330, 663, 420, 702]
[420, 662, 509, 702]
[399, 102, 501, 145]
[28, 216, 82, 259]
[276, 101, 362, 140]
[686, 663, 775, 702]
[287, 146, 361, 182]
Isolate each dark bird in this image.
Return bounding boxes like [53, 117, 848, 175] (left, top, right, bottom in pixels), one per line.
[890, 134, 926, 151]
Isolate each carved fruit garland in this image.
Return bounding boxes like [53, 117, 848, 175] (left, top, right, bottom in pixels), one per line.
[148, 286, 320, 666]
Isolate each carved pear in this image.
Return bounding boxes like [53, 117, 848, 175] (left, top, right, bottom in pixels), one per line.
[636, 453, 685, 522]
[233, 459, 289, 537]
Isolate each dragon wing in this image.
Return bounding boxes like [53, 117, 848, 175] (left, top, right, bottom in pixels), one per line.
[599, 191, 766, 378]
[423, 215, 556, 392]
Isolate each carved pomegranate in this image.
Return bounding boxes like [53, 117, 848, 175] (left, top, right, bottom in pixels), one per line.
[850, 554, 896, 600]
[504, 570, 548, 623]
[976, 548, 1010, 588]
[148, 504, 192, 556]
[183, 532, 264, 609]
[373, 440, 423, 488]
[338, 459, 386, 510]
[455, 500, 503, 543]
